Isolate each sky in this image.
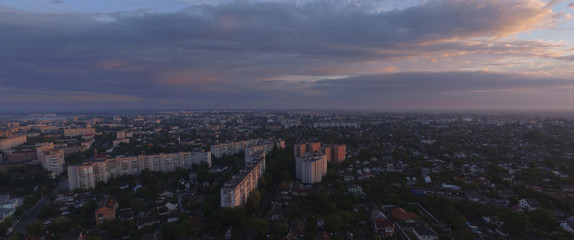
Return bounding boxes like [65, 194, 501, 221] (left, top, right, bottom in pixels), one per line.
[2, 0, 574, 112]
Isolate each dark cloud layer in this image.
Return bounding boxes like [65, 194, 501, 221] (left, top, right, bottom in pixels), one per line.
[0, 0, 570, 111]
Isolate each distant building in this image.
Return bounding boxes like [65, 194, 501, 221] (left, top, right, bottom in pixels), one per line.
[213, 138, 284, 159]
[95, 195, 118, 225]
[113, 138, 130, 148]
[313, 122, 359, 128]
[295, 142, 346, 163]
[330, 144, 346, 163]
[35, 142, 65, 178]
[210, 139, 260, 158]
[7, 149, 36, 163]
[0, 135, 27, 151]
[64, 127, 95, 137]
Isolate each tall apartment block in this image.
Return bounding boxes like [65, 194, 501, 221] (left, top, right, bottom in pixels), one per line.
[296, 152, 328, 184]
[220, 153, 266, 207]
[43, 149, 65, 178]
[68, 151, 211, 190]
[35, 142, 65, 178]
[330, 144, 346, 163]
[294, 142, 346, 162]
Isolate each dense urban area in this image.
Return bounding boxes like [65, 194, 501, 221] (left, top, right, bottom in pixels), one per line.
[1, 111, 574, 240]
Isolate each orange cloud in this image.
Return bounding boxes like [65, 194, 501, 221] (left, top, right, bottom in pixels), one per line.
[99, 61, 126, 69]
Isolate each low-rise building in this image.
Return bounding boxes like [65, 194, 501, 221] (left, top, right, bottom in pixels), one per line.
[95, 195, 118, 225]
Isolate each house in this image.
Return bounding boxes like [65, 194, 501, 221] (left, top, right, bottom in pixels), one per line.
[562, 185, 574, 193]
[519, 198, 541, 211]
[373, 218, 395, 237]
[412, 225, 439, 240]
[95, 195, 118, 225]
[567, 216, 574, 230]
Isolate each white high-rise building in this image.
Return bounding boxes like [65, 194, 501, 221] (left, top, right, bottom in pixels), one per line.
[296, 152, 328, 184]
[43, 149, 65, 178]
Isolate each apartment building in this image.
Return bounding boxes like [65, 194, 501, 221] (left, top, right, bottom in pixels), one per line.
[296, 152, 328, 184]
[0, 135, 27, 151]
[220, 154, 266, 208]
[294, 142, 346, 163]
[210, 139, 260, 158]
[211, 138, 284, 159]
[64, 127, 96, 137]
[68, 151, 211, 190]
[43, 149, 65, 178]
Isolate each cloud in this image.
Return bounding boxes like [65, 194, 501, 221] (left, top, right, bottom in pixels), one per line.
[569, 3, 574, 9]
[0, 0, 571, 111]
[305, 71, 574, 110]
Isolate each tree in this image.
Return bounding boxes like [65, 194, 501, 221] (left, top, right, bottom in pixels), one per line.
[325, 214, 344, 233]
[453, 215, 468, 230]
[245, 189, 262, 214]
[246, 217, 270, 239]
[530, 208, 559, 232]
[508, 197, 519, 206]
[502, 211, 532, 233]
[25, 221, 44, 236]
[271, 223, 289, 239]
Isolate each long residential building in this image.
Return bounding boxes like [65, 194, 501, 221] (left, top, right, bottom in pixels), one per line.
[211, 138, 285, 159]
[64, 127, 96, 137]
[211, 139, 260, 158]
[68, 151, 211, 190]
[220, 153, 266, 208]
[244, 138, 285, 162]
[0, 135, 27, 151]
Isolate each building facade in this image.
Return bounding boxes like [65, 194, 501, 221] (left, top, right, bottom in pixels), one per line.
[296, 152, 328, 184]
[43, 149, 65, 178]
[68, 151, 211, 190]
[220, 154, 266, 208]
[0, 135, 27, 151]
[331, 144, 346, 163]
[210, 139, 260, 158]
[64, 127, 95, 137]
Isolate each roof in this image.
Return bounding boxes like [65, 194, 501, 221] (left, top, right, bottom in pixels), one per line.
[413, 226, 438, 237]
[392, 208, 417, 221]
[96, 195, 117, 211]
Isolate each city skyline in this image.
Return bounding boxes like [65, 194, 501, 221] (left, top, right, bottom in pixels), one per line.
[2, 0, 574, 111]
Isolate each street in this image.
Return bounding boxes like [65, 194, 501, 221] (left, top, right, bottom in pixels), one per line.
[8, 178, 68, 237]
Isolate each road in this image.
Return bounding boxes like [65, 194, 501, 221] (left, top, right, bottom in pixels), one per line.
[8, 178, 69, 236]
